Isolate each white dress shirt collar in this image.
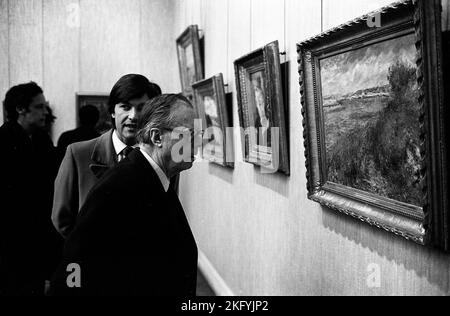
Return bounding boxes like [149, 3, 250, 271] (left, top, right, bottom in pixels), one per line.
[112, 129, 128, 157]
[139, 148, 170, 192]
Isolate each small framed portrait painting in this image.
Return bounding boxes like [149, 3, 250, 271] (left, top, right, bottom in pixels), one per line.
[192, 73, 234, 168]
[176, 25, 204, 99]
[234, 40, 289, 175]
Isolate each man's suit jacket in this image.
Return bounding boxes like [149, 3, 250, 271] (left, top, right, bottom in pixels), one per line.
[52, 130, 118, 238]
[50, 149, 198, 296]
[0, 121, 61, 293]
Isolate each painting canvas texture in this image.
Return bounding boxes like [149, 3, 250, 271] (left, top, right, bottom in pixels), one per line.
[202, 92, 223, 159]
[249, 70, 272, 148]
[183, 43, 196, 92]
[320, 33, 422, 206]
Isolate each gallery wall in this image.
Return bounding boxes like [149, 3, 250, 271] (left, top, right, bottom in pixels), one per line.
[176, 0, 450, 295]
[0, 0, 180, 143]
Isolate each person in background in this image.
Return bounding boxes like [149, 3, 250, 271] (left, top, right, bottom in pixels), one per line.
[50, 94, 200, 296]
[56, 104, 100, 162]
[51, 74, 162, 238]
[0, 82, 60, 295]
[44, 104, 57, 136]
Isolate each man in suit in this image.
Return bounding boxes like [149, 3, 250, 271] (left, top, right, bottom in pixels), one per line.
[0, 82, 60, 295]
[50, 94, 200, 296]
[52, 74, 161, 238]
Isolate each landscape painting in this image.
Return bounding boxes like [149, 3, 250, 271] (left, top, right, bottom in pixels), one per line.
[320, 33, 423, 207]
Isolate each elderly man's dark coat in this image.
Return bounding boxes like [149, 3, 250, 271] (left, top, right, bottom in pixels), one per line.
[50, 149, 197, 296]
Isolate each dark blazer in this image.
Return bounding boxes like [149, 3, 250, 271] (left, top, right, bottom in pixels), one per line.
[0, 121, 61, 294]
[50, 149, 198, 296]
[52, 130, 117, 238]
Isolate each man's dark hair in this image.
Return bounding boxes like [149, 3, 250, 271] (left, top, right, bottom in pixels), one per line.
[79, 104, 100, 127]
[136, 94, 193, 145]
[108, 74, 161, 117]
[3, 82, 43, 121]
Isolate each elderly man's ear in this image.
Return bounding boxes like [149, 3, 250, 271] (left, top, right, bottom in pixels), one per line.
[150, 129, 163, 148]
[16, 105, 26, 115]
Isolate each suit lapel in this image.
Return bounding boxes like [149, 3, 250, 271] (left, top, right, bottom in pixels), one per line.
[89, 164, 110, 179]
[89, 130, 117, 179]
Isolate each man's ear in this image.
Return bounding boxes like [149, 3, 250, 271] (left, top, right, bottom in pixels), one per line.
[16, 105, 26, 115]
[150, 128, 163, 148]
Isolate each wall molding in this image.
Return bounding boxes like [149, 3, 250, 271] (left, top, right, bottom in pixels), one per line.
[198, 250, 235, 296]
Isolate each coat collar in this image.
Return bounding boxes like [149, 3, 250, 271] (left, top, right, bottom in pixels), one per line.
[127, 148, 168, 198]
[91, 129, 117, 167]
[89, 130, 117, 179]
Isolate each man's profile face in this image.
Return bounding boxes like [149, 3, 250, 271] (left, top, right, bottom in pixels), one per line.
[113, 94, 149, 146]
[162, 103, 199, 175]
[22, 93, 48, 129]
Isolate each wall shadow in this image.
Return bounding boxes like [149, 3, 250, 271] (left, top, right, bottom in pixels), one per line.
[208, 162, 234, 184]
[253, 166, 290, 198]
[281, 60, 291, 172]
[443, 31, 450, 217]
[321, 205, 450, 294]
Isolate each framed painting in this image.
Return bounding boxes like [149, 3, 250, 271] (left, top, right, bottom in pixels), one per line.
[176, 25, 204, 99]
[298, 0, 448, 249]
[192, 74, 234, 168]
[235, 40, 290, 175]
[76, 92, 111, 135]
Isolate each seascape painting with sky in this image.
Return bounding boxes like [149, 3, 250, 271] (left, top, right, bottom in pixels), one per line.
[320, 33, 424, 207]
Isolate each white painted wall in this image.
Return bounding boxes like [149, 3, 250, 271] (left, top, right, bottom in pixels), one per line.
[0, 0, 180, 143]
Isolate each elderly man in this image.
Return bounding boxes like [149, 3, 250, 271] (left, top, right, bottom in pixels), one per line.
[50, 94, 200, 296]
[52, 74, 161, 238]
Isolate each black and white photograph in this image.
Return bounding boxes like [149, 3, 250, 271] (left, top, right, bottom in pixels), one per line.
[0, 0, 449, 301]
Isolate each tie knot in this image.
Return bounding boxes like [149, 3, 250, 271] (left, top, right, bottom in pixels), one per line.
[122, 146, 134, 159]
